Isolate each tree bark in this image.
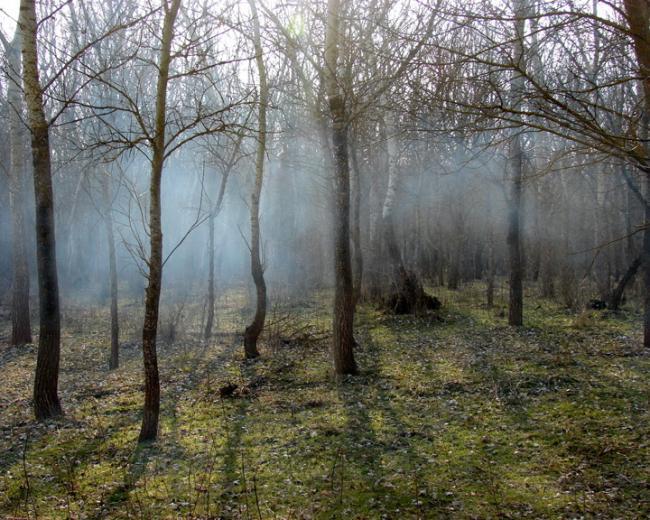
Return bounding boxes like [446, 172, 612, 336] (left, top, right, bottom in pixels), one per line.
[349, 140, 363, 305]
[204, 211, 216, 340]
[644, 180, 650, 347]
[380, 116, 436, 314]
[101, 173, 119, 370]
[623, 0, 650, 348]
[325, 0, 357, 375]
[608, 255, 641, 311]
[508, 135, 524, 326]
[486, 245, 496, 308]
[243, 0, 268, 359]
[508, 0, 526, 327]
[2, 30, 32, 347]
[20, 0, 63, 420]
[139, 0, 181, 443]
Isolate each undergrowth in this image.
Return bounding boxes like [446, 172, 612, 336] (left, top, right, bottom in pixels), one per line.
[0, 283, 648, 518]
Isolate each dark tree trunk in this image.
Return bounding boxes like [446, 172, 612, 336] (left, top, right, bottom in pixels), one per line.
[140, 203, 162, 442]
[486, 244, 496, 308]
[508, 137, 524, 326]
[138, 0, 181, 443]
[243, 0, 268, 359]
[608, 255, 641, 311]
[508, 0, 526, 327]
[330, 98, 357, 374]
[350, 141, 363, 305]
[20, 0, 63, 420]
[101, 174, 119, 370]
[2, 31, 32, 347]
[204, 212, 215, 340]
[641, 168, 650, 347]
[325, 0, 357, 375]
[623, 0, 650, 348]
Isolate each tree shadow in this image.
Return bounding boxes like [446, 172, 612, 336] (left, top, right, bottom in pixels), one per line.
[99, 441, 159, 518]
[333, 327, 431, 517]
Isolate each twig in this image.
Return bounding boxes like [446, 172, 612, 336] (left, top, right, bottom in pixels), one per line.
[253, 474, 263, 520]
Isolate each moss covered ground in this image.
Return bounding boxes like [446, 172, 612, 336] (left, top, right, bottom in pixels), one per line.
[0, 283, 648, 518]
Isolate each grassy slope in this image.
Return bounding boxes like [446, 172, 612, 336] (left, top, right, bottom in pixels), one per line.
[0, 283, 648, 519]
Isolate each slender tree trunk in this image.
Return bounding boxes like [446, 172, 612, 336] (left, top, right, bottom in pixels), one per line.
[325, 0, 357, 375]
[508, 137, 524, 326]
[447, 248, 460, 290]
[382, 117, 404, 281]
[486, 244, 495, 308]
[485, 198, 496, 308]
[508, 0, 526, 327]
[64, 168, 86, 286]
[2, 31, 32, 346]
[204, 212, 216, 340]
[608, 255, 641, 311]
[623, 0, 650, 348]
[380, 116, 434, 313]
[101, 173, 119, 370]
[641, 181, 650, 348]
[350, 140, 363, 304]
[139, 0, 181, 443]
[538, 178, 555, 298]
[20, 0, 63, 420]
[204, 152, 235, 340]
[243, 0, 268, 359]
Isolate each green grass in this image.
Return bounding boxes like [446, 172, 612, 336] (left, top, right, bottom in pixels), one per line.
[0, 283, 648, 518]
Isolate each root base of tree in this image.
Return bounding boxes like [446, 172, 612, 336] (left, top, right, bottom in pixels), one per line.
[383, 270, 441, 315]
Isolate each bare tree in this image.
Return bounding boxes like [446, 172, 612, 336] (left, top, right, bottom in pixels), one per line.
[138, 0, 182, 442]
[76, 0, 251, 441]
[325, 0, 357, 375]
[19, 0, 63, 419]
[507, 0, 527, 326]
[623, 0, 650, 347]
[243, 0, 268, 359]
[100, 171, 120, 369]
[203, 142, 240, 340]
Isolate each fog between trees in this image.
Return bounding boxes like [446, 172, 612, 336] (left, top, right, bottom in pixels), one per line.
[0, 0, 648, 439]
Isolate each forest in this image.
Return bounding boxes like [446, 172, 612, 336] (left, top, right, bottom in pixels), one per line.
[0, 0, 649, 517]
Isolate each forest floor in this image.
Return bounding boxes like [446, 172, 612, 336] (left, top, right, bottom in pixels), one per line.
[0, 283, 649, 519]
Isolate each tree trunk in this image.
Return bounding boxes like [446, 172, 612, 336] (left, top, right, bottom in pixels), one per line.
[380, 116, 436, 314]
[641, 181, 650, 348]
[623, 0, 650, 348]
[350, 140, 363, 304]
[243, 0, 268, 359]
[325, 0, 357, 375]
[101, 173, 119, 370]
[20, 0, 63, 420]
[508, 0, 526, 327]
[2, 31, 32, 346]
[538, 177, 555, 298]
[204, 211, 216, 340]
[608, 255, 641, 311]
[204, 143, 237, 340]
[139, 0, 181, 443]
[486, 253, 495, 308]
[508, 137, 524, 326]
